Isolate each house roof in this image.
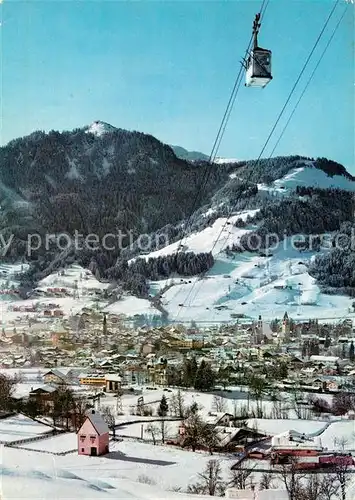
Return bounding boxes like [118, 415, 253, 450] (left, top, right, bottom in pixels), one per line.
[310, 355, 340, 363]
[85, 410, 109, 435]
[43, 369, 66, 379]
[204, 412, 233, 426]
[105, 374, 122, 382]
[30, 384, 57, 394]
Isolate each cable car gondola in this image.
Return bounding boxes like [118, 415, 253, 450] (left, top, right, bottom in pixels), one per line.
[245, 13, 272, 88]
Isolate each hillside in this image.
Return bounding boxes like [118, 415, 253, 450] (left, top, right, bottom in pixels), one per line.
[170, 145, 209, 162]
[0, 122, 354, 322]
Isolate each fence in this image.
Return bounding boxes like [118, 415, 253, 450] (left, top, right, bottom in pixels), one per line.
[3, 429, 61, 447]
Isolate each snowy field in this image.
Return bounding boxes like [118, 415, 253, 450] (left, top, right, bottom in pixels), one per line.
[157, 241, 354, 323]
[1, 167, 355, 326]
[260, 165, 355, 193]
[38, 264, 110, 293]
[116, 420, 182, 439]
[318, 420, 355, 451]
[16, 432, 77, 453]
[130, 210, 257, 261]
[1, 440, 233, 493]
[246, 418, 328, 437]
[0, 414, 52, 443]
[104, 296, 155, 316]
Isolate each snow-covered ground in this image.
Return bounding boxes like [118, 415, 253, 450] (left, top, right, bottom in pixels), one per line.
[131, 210, 257, 261]
[157, 240, 354, 323]
[318, 420, 355, 451]
[85, 120, 117, 137]
[16, 432, 77, 453]
[0, 262, 29, 301]
[116, 420, 182, 439]
[104, 296, 155, 316]
[37, 263, 109, 293]
[0, 440, 233, 495]
[246, 418, 328, 437]
[1, 166, 354, 325]
[111, 165, 355, 322]
[0, 414, 52, 443]
[269, 165, 355, 193]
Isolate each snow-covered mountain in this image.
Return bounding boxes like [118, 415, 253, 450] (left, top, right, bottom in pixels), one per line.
[123, 165, 355, 323]
[171, 145, 239, 165]
[84, 120, 118, 137]
[0, 123, 354, 323]
[170, 145, 209, 162]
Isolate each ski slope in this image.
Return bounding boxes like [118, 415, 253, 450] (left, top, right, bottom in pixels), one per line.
[257, 165, 355, 194]
[132, 210, 259, 261]
[155, 237, 354, 323]
[120, 166, 355, 323]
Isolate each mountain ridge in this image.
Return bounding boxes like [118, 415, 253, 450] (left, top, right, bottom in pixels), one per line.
[0, 123, 354, 320]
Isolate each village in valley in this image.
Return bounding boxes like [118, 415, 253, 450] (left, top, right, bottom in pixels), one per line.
[0, 262, 355, 499]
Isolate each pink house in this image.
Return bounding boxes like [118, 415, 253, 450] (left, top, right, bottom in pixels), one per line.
[77, 409, 110, 456]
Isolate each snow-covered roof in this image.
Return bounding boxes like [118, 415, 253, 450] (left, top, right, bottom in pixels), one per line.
[43, 369, 67, 379]
[105, 374, 122, 382]
[204, 412, 232, 425]
[85, 409, 109, 435]
[310, 355, 340, 363]
[30, 384, 58, 394]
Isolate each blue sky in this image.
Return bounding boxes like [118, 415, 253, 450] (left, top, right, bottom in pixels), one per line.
[1, 0, 354, 170]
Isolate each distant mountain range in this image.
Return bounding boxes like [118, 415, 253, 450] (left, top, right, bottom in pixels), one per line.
[0, 121, 354, 320]
[170, 145, 209, 162]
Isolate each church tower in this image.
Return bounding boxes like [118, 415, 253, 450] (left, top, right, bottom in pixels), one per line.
[282, 312, 291, 337]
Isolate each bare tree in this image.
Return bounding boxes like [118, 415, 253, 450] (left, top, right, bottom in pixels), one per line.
[334, 462, 351, 500]
[318, 474, 340, 500]
[51, 383, 75, 429]
[280, 458, 304, 500]
[232, 400, 238, 420]
[0, 373, 17, 412]
[302, 475, 325, 500]
[187, 460, 225, 496]
[299, 473, 343, 500]
[101, 405, 116, 437]
[229, 464, 254, 490]
[180, 413, 208, 452]
[145, 423, 159, 445]
[203, 425, 219, 455]
[72, 395, 89, 431]
[333, 436, 349, 452]
[115, 387, 123, 415]
[272, 399, 283, 419]
[159, 418, 170, 444]
[212, 395, 227, 413]
[170, 389, 185, 418]
[259, 472, 275, 490]
[248, 375, 267, 418]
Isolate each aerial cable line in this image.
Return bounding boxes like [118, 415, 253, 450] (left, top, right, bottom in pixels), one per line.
[172, 0, 341, 321]
[210, 0, 269, 164]
[169, 1, 271, 316]
[173, 0, 269, 243]
[269, 3, 349, 158]
[164, 0, 268, 298]
[212, 0, 271, 160]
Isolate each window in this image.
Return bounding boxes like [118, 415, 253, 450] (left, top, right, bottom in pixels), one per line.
[80, 435, 86, 442]
[81, 448, 84, 452]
